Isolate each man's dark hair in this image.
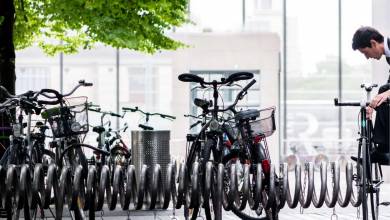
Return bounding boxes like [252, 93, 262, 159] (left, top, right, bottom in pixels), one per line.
[352, 26, 384, 50]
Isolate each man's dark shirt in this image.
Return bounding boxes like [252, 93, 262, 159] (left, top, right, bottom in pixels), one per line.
[372, 38, 390, 152]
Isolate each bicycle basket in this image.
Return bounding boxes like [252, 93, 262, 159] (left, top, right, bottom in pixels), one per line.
[43, 96, 89, 138]
[249, 106, 276, 138]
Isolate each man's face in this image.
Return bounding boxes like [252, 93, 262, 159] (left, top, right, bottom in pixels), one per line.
[358, 40, 383, 60]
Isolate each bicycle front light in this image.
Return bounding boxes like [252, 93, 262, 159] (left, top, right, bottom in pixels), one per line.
[209, 119, 219, 131]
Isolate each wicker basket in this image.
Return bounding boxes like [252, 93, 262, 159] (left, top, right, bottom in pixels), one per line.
[249, 106, 276, 137]
[43, 96, 89, 138]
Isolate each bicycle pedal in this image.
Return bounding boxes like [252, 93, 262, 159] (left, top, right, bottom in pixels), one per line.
[380, 201, 390, 206]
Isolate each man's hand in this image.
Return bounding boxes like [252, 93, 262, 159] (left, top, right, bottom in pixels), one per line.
[366, 106, 374, 119]
[370, 90, 390, 108]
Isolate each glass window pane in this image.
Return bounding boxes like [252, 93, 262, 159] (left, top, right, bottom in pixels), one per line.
[285, 0, 339, 163]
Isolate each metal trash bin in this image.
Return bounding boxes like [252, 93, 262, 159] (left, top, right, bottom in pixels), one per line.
[131, 130, 171, 181]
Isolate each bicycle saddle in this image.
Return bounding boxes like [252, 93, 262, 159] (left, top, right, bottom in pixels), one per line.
[194, 98, 212, 110]
[92, 126, 105, 134]
[235, 109, 260, 121]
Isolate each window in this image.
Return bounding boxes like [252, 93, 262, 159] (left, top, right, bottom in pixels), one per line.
[16, 67, 50, 94]
[189, 70, 260, 131]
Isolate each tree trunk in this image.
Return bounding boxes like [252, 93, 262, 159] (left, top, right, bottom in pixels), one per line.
[0, 0, 15, 161]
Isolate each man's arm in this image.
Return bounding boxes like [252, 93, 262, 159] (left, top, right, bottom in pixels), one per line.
[370, 89, 390, 108]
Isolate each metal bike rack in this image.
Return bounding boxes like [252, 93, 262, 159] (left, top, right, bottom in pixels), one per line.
[3, 160, 372, 220]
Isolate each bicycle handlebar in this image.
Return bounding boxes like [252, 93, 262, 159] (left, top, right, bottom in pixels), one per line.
[122, 106, 176, 120]
[178, 72, 254, 86]
[37, 80, 93, 105]
[88, 107, 123, 118]
[334, 98, 369, 107]
[223, 79, 256, 112]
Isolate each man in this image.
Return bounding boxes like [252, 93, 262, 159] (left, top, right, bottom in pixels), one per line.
[352, 26, 390, 164]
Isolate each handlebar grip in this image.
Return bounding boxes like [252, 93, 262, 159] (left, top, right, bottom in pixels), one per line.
[226, 72, 254, 83]
[78, 80, 93, 87]
[139, 124, 154, 130]
[242, 79, 256, 92]
[88, 107, 101, 113]
[110, 112, 122, 118]
[160, 114, 176, 120]
[38, 99, 62, 105]
[178, 73, 204, 83]
[122, 107, 138, 112]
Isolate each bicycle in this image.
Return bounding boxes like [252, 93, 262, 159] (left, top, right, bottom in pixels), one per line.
[178, 72, 262, 220]
[334, 83, 383, 220]
[35, 80, 113, 219]
[0, 87, 50, 219]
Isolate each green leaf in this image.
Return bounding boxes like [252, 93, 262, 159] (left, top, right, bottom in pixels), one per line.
[12, 0, 189, 55]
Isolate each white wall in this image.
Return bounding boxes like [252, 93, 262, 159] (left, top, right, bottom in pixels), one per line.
[170, 32, 281, 163]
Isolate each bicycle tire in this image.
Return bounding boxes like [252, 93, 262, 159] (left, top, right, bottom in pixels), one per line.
[176, 162, 186, 209]
[149, 164, 164, 210]
[20, 164, 33, 220]
[135, 164, 147, 210]
[0, 165, 6, 209]
[248, 164, 262, 211]
[85, 165, 97, 219]
[71, 165, 86, 210]
[5, 164, 20, 219]
[163, 163, 175, 209]
[123, 165, 137, 210]
[56, 166, 72, 220]
[350, 163, 362, 207]
[110, 165, 124, 210]
[43, 163, 58, 209]
[204, 137, 228, 220]
[97, 165, 111, 211]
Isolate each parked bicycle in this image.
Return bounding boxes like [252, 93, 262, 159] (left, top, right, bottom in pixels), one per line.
[334, 83, 383, 220]
[178, 72, 279, 220]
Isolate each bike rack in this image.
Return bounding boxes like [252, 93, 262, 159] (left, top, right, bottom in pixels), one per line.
[0, 160, 364, 219]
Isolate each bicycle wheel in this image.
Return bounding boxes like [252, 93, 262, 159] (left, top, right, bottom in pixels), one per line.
[369, 163, 381, 220]
[184, 161, 201, 220]
[5, 164, 20, 219]
[204, 161, 223, 220]
[231, 164, 277, 220]
[202, 138, 223, 220]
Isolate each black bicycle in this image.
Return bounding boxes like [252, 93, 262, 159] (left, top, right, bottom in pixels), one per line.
[178, 72, 263, 220]
[334, 83, 383, 220]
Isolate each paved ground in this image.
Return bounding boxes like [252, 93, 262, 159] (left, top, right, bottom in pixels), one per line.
[23, 184, 390, 219]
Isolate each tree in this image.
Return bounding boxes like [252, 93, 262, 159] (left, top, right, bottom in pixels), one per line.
[0, 0, 188, 167]
[0, 0, 188, 95]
